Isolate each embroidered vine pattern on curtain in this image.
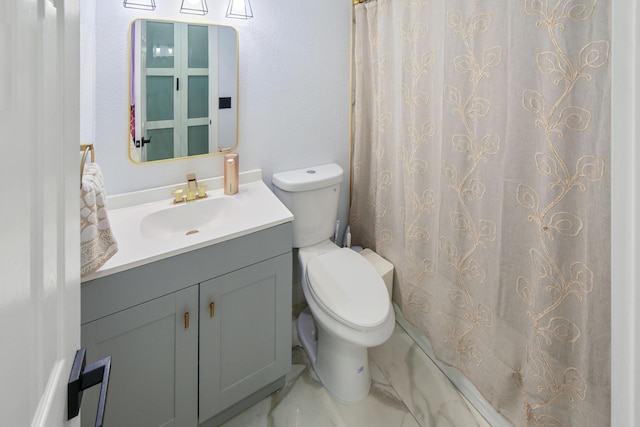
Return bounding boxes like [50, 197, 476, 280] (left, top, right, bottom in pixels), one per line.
[399, 0, 438, 321]
[355, 0, 439, 319]
[438, 2, 502, 372]
[351, 1, 609, 425]
[517, 1, 608, 424]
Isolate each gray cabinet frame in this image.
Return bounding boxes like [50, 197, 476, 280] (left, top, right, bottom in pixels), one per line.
[81, 223, 293, 426]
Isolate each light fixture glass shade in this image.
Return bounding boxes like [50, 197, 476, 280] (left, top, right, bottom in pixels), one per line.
[123, 0, 156, 10]
[180, 0, 209, 15]
[226, 0, 253, 19]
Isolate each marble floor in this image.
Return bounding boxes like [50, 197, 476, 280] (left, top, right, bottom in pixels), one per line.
[221, 323, 490, 427]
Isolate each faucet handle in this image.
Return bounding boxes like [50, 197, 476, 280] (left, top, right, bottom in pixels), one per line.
[172, 189, 184, 204]
[197, 184, 208, 199]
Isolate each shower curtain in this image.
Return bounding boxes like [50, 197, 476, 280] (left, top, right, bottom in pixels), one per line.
[349, 1, 610, 425]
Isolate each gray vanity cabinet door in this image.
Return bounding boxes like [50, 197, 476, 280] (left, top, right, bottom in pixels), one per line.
[81, 285, 199, 427]
[199, 254, 292, 422]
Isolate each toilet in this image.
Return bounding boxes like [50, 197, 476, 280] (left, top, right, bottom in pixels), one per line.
[272, 163, 395, 403]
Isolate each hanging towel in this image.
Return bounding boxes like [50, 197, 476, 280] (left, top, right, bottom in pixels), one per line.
[81, 163, 118, 277]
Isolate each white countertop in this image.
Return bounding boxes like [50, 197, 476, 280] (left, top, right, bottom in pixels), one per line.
[82, 171, 293, 282]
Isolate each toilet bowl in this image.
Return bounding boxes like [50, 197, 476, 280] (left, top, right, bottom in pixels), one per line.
[272, 163, 395, 403]
[297, 241, 395, 402]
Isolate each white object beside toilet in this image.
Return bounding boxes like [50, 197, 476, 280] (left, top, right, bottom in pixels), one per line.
[272, 163, 395, 403]
[359, 248, 394, 299]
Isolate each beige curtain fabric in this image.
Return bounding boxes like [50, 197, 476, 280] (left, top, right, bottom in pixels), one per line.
[350, 1, 610, 425]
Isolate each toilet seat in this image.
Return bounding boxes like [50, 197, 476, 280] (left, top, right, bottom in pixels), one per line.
[306, 248, 390, 330]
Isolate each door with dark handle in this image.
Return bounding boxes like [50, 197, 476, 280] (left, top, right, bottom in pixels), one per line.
[67, 348, 111, 427]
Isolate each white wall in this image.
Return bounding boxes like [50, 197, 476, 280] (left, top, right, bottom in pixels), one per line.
[81, 0, 352, 236]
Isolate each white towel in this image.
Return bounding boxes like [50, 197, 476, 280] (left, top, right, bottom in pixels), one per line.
[81, 163, 118, 277]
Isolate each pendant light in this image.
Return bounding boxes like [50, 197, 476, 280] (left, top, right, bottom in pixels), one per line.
[180, 0, 209, 15]
[226, 0, 253, 19]
[123, 0, 156, 10]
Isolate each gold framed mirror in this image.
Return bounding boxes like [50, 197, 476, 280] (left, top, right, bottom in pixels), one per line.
[128, 19, 238, 163]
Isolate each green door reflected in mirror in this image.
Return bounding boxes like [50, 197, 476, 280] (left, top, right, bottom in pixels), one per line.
[129, 19, 238, 163]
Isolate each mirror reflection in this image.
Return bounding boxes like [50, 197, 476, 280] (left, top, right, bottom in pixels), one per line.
[129, 19, 238, 163]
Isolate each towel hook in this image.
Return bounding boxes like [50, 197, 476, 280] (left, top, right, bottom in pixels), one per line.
[80, 144, 95, 188]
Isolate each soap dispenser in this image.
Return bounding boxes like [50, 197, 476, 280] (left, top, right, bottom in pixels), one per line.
[224, 153, 239, 195]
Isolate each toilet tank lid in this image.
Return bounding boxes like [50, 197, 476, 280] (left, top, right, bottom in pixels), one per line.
[272, 163, 343, 192]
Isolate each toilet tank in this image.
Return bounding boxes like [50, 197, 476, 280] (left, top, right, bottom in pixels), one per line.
[272, 163, 343, 248]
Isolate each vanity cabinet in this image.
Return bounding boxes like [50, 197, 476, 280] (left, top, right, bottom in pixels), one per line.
[80, 223, 292, 427]
[81, 285, 199, 427]
[199, 255, 291, 422]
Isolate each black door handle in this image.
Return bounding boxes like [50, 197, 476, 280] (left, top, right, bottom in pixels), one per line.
[68, 348, 111, 427]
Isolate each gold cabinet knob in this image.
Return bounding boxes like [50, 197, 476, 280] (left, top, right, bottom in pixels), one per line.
[210, 302, 215, 318]
[184, 312, 190, 329]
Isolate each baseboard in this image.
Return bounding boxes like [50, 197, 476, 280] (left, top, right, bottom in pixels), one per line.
[393, 303, 513, 427]
[199, 376, 286, 427]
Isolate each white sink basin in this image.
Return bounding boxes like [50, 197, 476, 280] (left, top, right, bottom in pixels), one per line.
[83, 178, 294, 281]
[140, 196, 235, 240]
